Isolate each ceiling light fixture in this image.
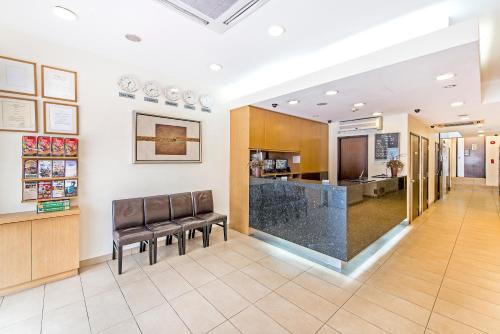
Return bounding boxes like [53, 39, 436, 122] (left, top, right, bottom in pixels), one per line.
[451, 101, 464, 107]
[52, 6, 78, 21]
[325, 90, 339, 96]
[288, 99, 300, 105]
[353, 102, 365, 108]
[436, 73, 455, 81]
[125, 34, 142, 42]
[372, 112, 383, 116]
[209, 63, 223, 72]
[268, 25, 286, 37]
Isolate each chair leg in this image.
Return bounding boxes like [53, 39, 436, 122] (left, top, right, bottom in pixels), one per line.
[202, 226, 208, 248]
[139, 241, 145, 253]
[153, 238, 158, 264]
[112, 241, 116, 260]
[182, 231, 187, 255]
[148, 240, 153, 265]
[206, 225, 210, 247]
[118, 245, 123, 275]
[223, 221, 228, 241]
[177, 232, 183, 255]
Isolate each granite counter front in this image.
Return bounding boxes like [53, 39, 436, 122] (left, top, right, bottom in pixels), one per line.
[249, 176, 407, 262]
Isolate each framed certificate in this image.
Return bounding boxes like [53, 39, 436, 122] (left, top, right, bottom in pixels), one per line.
[0, 55, 37, 96]
[42, 65, 77, 102]
[0, 95, 38, 132]
[43, 101, 79, 135]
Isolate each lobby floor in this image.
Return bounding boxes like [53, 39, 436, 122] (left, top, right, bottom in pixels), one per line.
[1, 184, 499, 334]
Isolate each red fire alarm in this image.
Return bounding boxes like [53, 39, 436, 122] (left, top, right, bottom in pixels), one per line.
[491, 140, 496, 145]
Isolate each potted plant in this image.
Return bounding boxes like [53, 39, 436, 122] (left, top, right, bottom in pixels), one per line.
[386, 158, 404, 177]
[249, 160, 264, 178]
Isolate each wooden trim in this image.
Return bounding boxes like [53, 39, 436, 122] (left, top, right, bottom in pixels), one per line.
[41, 65, 78, 102]
[0, 269, 77, 297]
[42, 101, 79, 135]
[0, 55, 37, 96]
[22, 156, 79, 160]
[0, 206, 80, 225]
[0, 95, 38, 133]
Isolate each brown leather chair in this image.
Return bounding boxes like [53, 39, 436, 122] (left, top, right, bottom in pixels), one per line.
[112, 198, 153, 274]
[193, 190, 228, 246]
[169, 192, 207, 252]
[144, 195, 183, 262]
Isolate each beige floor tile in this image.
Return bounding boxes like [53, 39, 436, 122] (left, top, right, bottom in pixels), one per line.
[230, 305, 288, 334]
[41, 300, 90, 334]
[0, 315, 41, 334]
[427, 312, 484, 334]
[0, 286, 44, 328]
[80, 263, 119, 298]
[208, 321, 241, 334]
[133, 251, 172, 276]
[327, 309, 386, 334]
[214, 249, 253, 269]
[229, 243, 268, 261]
[85, 288, 132, 333]
[221, 270, 271, 303]
[108, 256, 148, 287]
[276, 281, 338, 322]
[307, 266, 362, 292]
[443, 277, 500, 306]
[255, 293, 322, 334]
[195, 254, 237, 277]
[293, 272, 352, 306]
[99, 318, 141, 334]
[166, 252, 196, 268]
[149, 268, 193, 301]
[170, 290, 225, 334]
[317, 324, 341, 334]
[120, 278, 165, 315]
[197, 279, 250, 318]
[136, 303, 190, 334]
[240, 263, 288, 290]
[43, 275, 84, 312]
[258, 256, 305, 279]
[438, 286, 500, 321]
[175, 261, 217, 288]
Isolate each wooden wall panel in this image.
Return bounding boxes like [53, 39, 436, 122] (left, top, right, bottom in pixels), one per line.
[249, 107, 266, 149]
[32, 215, 79, 280]
[0, 221, 31, 289]
[264, 111, 300, 152]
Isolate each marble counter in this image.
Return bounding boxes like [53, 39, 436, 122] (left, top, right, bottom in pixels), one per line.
[249, 176, 407, 262]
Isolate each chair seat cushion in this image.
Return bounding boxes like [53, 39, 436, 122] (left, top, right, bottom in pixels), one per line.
[172, 217, 206, 231]
[113, 226, 153, 246]
[147, 221, 182, 238]
[196, 212, 227, 224]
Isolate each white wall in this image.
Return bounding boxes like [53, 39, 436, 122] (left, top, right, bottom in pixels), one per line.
[0, 29, 230, 260]
[485, 136, 500, 186]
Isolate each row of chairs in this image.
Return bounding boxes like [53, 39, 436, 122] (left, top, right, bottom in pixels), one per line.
[111, 190, 227, 274]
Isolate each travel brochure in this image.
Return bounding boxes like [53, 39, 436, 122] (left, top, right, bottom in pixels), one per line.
[23, 159, 77, 179]
[31, 179, 78, 200]
[22, 135, 78, 157]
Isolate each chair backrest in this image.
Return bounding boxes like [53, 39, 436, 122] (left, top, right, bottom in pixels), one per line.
[193, 190, 214, 215]
[112, 198, 145, 231]
[144, 195, 170, 224]
[169, 192, 194, 219]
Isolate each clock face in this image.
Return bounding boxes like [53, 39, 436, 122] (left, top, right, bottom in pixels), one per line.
[117, 76, 139, 93]
[183, 90, 197, 105]
[199, 95, 213, 108]
[143, 81, 161, 98]
[165, 87, 180, 101]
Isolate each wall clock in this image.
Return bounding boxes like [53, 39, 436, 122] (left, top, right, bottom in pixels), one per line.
[117, 75, 139, 93]
[199, 95, 214, 108]
[165, 87, 180, 101]
[183, 90, 197, 105]
[143, 81, 161, 98]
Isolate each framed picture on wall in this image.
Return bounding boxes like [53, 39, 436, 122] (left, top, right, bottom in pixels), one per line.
[0, 95, 38, 132]
[42, 65, 78, 102]
[133, 111, 201, 163]
[0, 55, 37, 96]
[43, 101, 79, 135]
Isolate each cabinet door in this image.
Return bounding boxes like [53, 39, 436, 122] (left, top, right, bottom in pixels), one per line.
[265, 112, 300, 151]
[32, 215, 79, 280]
[249, 107, 266, 149]
[300, 121, 321, 172]
[0, 221, 31, 289]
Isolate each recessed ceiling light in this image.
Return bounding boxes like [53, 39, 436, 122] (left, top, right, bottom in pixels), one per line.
[288, 99, 300, 105]
[436, 73, 455, 81]
[353, 102, 365, 108]
[372, 112, 383, 116]
[268, 25, 286, 37]
[52, 6, 78, 21]
[478, 129, 485, 133]
[451, 101, 464, 107]
[317, 102, 328, 106]
[459, 114, 470, 120]
[209, 63, 223, 72]
[478, 134, 485, 137]
[325, 90, 339, 96]
[125, 34, 142, 42]
[443, 84, 457, 89]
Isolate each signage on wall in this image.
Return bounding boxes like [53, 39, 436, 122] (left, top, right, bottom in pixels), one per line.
[144, 97, 158, 103]
[166, 101, 178, 107]
[119, 92, 135, 99]
[375, 133, 400, 160]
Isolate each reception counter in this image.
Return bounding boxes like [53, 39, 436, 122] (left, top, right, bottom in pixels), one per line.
[249, 176, 407, 264]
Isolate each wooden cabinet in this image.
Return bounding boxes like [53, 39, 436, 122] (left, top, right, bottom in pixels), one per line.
[249, 107, 265, 149]
[0, 207, 80, 296]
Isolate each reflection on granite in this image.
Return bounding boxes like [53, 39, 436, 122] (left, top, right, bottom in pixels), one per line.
[249, 176, 407, 262]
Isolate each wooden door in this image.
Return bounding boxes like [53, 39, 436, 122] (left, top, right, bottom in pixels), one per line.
[422, 137, 429, 211]
[464, 137, 485, 178]
[410, 134, 421, 220]
[338, 136, 368, 180]
[0, 221, 31, 289]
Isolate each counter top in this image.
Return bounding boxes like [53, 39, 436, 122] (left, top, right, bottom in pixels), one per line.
[0, 207, 80, 225]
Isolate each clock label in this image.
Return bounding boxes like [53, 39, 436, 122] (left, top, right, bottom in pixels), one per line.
[119, 92, 135, 99]
[184, 104, 196, 110]
[201, 107, 211, 113]
[144, 97, 158, 103]
[165, 101, 178, 107]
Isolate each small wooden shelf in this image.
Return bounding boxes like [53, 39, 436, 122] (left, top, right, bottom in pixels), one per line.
[22, 156, 78, 160]
[22, 196, 78, 203]
[22, 177, 78, 182]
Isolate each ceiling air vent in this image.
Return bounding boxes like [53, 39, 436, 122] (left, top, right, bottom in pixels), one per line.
[338, 117, 383, 133]
[155, 0, 270, 33]
[435, 120, 483, 128]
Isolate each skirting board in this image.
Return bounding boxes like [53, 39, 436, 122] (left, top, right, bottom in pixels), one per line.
[0, 269, 78, 297]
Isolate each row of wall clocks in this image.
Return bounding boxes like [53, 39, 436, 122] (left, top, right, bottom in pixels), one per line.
[117, 75, 214, 109]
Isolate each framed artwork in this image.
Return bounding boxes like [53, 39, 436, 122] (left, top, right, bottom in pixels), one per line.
[133, 111, 201, 163]
[0, 95, 38, 132]
[43, 101, 79, 135]
[0, 55, 37, 96]
[42, 65, 77, 102]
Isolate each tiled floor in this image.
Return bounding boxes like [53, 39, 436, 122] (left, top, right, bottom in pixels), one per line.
[1, 183, 500, 333]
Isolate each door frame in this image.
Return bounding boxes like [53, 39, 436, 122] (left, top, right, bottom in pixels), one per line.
[337, 135, 369, 181]
[410, 132, 421, 222]
[421, 136, 429, 211]
[435, 141, 441, 201]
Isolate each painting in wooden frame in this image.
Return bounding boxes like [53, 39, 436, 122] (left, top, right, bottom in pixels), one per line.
[0, 95, 38, 133]
[133, 111, 202, 164]
[43, 101, 79, 135]
[41, 65, 78, 102]
[0, 55, 37, 96]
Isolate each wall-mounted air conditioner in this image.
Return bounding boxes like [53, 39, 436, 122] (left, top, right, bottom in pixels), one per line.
[338, 116, 383, 133]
